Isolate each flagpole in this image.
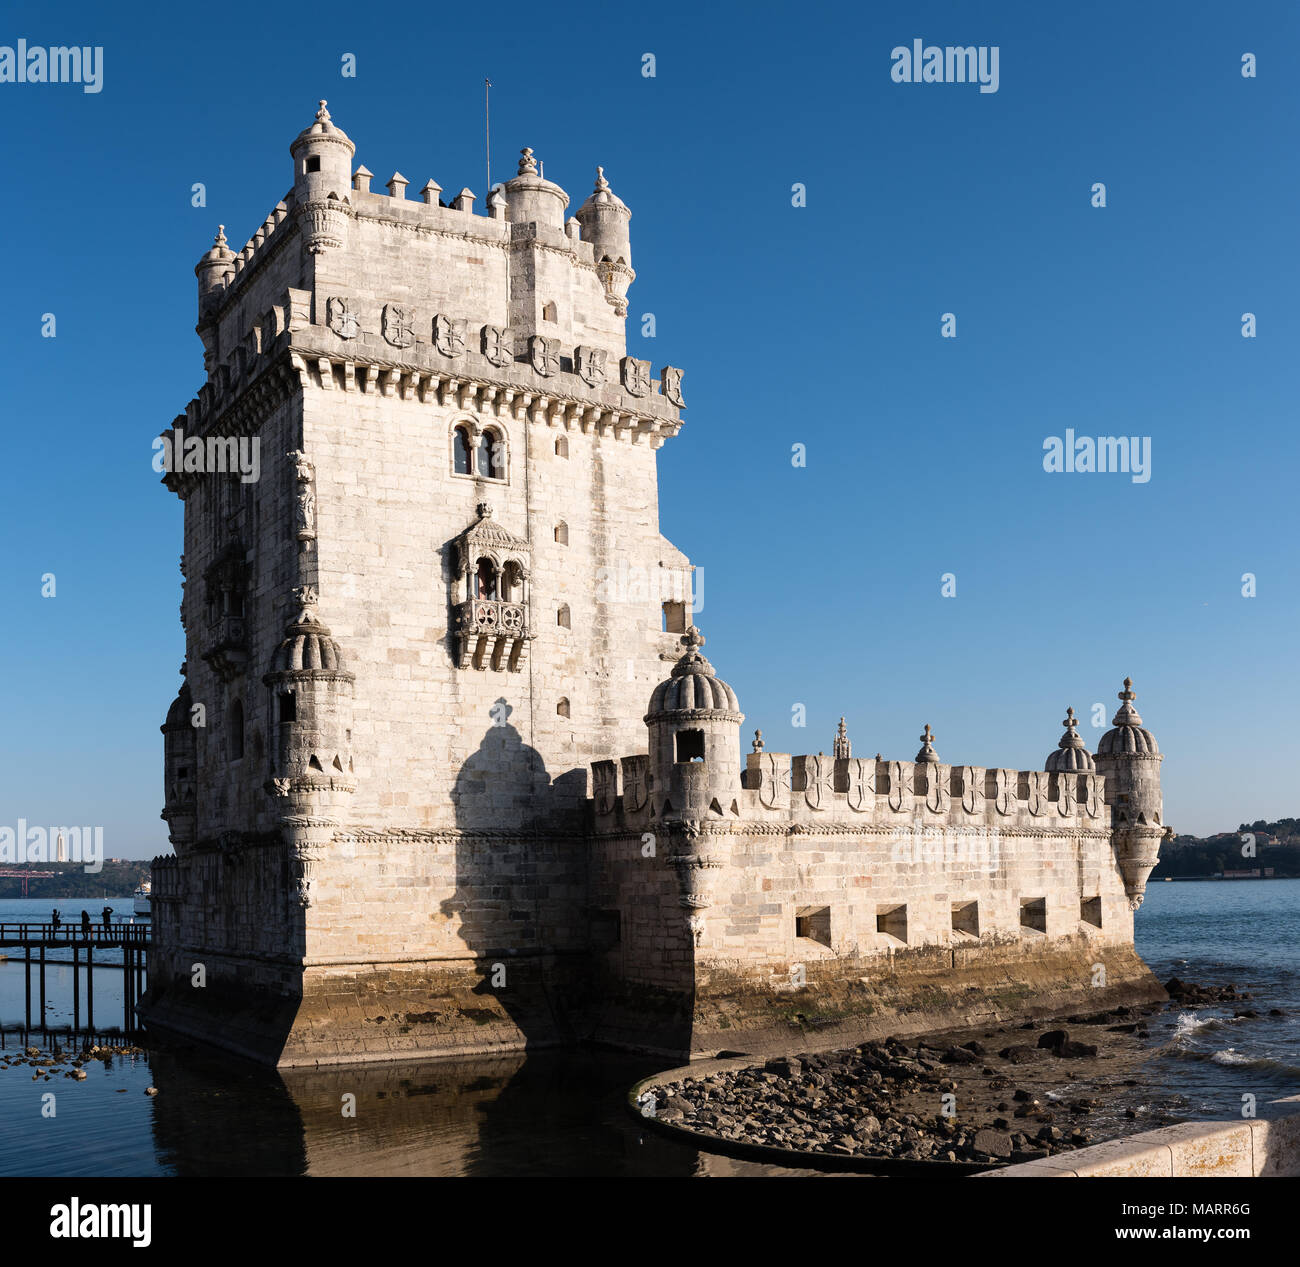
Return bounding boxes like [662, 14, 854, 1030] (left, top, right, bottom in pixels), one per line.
[485, 77, 492, 197]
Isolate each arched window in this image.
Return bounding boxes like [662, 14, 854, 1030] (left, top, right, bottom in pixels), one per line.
[555, 436, 569, 459]
[542, 301, 558, 323]
[229, 699, 244, 761]
[279, 692, 296, 723]
[556, 604, 570, 629]
[554, 521, 568, 545]
[502, 560, 524, 602]
[453, 425, 473, 475]
[476, 558, 498, 600]
[557, 698, 570, 718]
[477, 428, 504, 480]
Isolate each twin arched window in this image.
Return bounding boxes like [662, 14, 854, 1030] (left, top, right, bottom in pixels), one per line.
[452, 424, 506, 480]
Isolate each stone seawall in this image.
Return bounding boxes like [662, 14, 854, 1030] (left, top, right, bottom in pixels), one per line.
[683, 940, 1166, 1060]
[983, 1096, 1300, 1177]
[142, 935, 1163, 1067]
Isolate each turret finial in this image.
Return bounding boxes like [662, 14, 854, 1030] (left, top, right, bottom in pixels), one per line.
[834, 716, 851, 759]
[316, 99, 330, 123]
[916, 724, 939, 763]
[215, 225, 227, 247]
[518, 147, 537, 176]
[1119, 676, 1136, 701]
[752, 729, 764, 752]
[476, 501, 494, 520]
[681, 625, 705, 652]
[594, 165, 610, 192]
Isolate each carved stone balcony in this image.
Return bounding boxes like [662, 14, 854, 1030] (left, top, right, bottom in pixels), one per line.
[455, 599, 531, 671]
[201, 614, 249, 680]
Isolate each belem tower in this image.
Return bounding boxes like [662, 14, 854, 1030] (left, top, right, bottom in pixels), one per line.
[142, 103, 1172, 1066]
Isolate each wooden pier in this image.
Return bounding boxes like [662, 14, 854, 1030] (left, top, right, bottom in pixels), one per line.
[0, 921, 150, 1035]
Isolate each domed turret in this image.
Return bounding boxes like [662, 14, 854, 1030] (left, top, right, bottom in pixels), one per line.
[1046, 707, 1095, 773]
[576, 167, 635, 316]
[1098, 679, 1160, 757]
[262, 595, 356, 901]
[1093, 678, 1167, 910]
[195, 225, 234, 307]
[289, 101, 356, 253]
[504, 147, 570, 232]
[160, 664, 197, 853]
[645, 626, 743, 821]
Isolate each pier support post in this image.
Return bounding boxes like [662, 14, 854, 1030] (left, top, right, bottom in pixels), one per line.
[39, 945, 45, 1032]
[24, 945, 31, 1032]
[72, 943, 79, 1031]
[87, 944, 94, 1032]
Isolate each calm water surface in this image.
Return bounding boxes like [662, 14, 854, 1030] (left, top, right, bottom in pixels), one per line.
[0, 882, 1296, 1176]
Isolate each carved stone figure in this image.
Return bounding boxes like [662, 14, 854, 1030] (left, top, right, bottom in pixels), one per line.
[288, 450, 316, 542]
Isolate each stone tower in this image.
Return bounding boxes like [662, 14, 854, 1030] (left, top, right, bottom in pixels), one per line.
[144, 102, 694, 1063]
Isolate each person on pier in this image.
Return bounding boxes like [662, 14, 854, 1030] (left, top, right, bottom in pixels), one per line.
[102, 905, 113, 930]
[51, 909, 61, 930]
[80, 909, 91, 936]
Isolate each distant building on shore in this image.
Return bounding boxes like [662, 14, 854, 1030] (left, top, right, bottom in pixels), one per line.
[142, 103, 1172, 1067]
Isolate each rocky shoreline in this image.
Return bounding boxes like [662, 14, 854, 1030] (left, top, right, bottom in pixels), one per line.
[637, 979, 1269, 1168]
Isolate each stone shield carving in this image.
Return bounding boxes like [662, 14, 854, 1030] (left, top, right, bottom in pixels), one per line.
[993, 768, 1018, 816]
[887, 761, 912, 812]
[798, 753, 833, 810]
[961, 766, 985, 815]
[529, 335, 560, 377]
[926, 764, 951, 814]
[1025, 770, 1047, 817]
[1057, 773, 1076, 816]
[621, 355, 650, 396]
[846, 757, 875, 812]
[575, 344, 608, 387]
[661, 366, 685, 407]
[621, 755, 649, 812]
[758, 752, 789, 809]
[592, 760, 617, 816]
[382, 303, 415, 348]
[434, 314, 466, 358]
[481, 324, 513, 367]
[327, 296, 359, 339]
[1085, 775, 1104, 820]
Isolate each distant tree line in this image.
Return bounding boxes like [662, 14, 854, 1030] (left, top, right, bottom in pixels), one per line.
[1152, 818, 1300, 879]
[0, 859, 153, 900]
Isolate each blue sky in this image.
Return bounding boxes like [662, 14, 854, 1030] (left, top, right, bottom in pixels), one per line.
[0, 0, 1296, 855]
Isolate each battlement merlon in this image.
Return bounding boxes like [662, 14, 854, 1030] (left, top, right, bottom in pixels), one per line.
[588, 633, 1168, 908]
[194, 102, 646, 377]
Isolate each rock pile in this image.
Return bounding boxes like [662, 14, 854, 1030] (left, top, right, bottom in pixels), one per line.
[640, 1037, 1098, 1165]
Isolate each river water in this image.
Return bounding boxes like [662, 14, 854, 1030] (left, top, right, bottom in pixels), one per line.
[0, 881, 1296, 1176]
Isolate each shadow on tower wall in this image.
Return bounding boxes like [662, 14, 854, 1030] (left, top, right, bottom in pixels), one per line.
[441, 698, 591, 1054]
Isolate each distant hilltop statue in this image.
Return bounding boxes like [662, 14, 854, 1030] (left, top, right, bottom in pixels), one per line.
[141, 101, 1169, 1068]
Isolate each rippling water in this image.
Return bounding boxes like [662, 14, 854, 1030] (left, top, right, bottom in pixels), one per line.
[0, 881, 1295, 1176]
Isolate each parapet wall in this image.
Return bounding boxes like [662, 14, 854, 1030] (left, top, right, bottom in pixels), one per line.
[983, 1097, 1300, 1177]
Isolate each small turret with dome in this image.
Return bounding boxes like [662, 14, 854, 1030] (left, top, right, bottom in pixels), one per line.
[1046, 706, 1095, 773]
[160, 662, 197, 854]
[504, 146, 570, 233]
[645, 626, 743, 821]
[262, 591, 356, 901]
[290, 101, 356, 253]
[576, 166, 635, 316]
[1093, 678, 1167, 910]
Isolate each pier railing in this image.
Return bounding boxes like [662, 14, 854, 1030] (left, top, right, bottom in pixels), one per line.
[0, 921, 151, 949]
